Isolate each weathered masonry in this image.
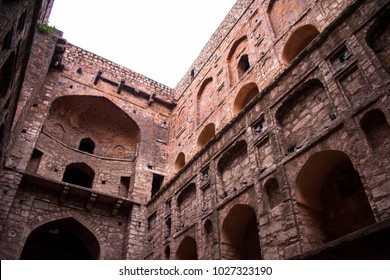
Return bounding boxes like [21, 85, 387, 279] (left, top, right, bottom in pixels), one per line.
[0, 0, 389, 259]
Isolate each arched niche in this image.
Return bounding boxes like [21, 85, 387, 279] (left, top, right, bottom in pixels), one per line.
[217, 140, 249, 196]
[268, 0, 309, 37]
[281, 24, 319, 64]
[275, 79, 333, 151]
[360, 109, 390, 149]
[227, 36, 248, 86]
[221, 204, 262, 260]
[44, 96, 140, 159]
[174, 152, 186, 172]
[176, 236, 198, 260]
[197, 123, 216, 150]
[20, 217, 100, 260]
[233, 83, 259, 115]
[196, 77, 214, 125]
[366, 9, 390, 73]
[296, 150, 375, 245]
[177, 183, 197, 228]
[62, 162, 95, 189]
[264, 178, 282, 209]
[175, 106, 187, 135]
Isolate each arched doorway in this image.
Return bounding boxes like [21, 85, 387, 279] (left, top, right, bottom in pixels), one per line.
[176, 236, 198, 260]
[221, 204, 262, 259]
[296, 150, 376, 247]
[20, 217, 100, 260]
[62, 163, 95, 188]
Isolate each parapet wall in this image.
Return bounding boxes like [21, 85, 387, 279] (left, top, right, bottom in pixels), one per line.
[63, 43, 175, 103]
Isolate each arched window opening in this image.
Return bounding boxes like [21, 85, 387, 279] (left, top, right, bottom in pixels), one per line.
[176, 236, 198, 260]
[197, 123, 216, 150]
[367, 10, 390, 73]
[62, 163, 95, 189]
[282, 24, 320, 64]
[296, 151, 375, 248]
[0, 52, 16, 99]
[46, 96, 141, 160]
[360, 109, 390, 149]
[78, 138, 95, 154]
[221, 204, 262, 260]
[174, 152, 186, 172]
[233, 83, 259, 115]
[20, 217, 100, 260]
[264, 178, 282, 209]
[237, 54, 250, 78]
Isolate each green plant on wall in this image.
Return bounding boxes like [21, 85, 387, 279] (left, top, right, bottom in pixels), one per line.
[38, 22, 56, 34]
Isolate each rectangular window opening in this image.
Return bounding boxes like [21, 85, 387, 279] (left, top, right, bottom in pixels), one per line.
[151, 173, 164, 197]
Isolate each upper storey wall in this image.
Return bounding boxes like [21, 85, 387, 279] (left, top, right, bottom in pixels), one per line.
[175, 0, 254, 96]
[63, 43, 175, 103]
[168, 0, 356, 178]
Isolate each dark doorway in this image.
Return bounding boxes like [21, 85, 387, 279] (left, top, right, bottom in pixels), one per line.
[78, 138, 95, 154]
[62, 163, 94, 188]
[21, 217, 100, 260]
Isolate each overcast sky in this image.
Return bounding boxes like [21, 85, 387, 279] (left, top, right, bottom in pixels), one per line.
[49, 0, 237, 87]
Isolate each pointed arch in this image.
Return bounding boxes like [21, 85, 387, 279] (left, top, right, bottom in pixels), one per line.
[78, 137, 95, 154]
[268, 0, 309, 36]
[227, 36, 248, 60]
[197, 123, 216, 150]
[46, 96, 140, 159]
[281, 24, 319, 64]
[176, 236, 198, 260]
[227, 36, 249, 86]
[20, 217, 100, 259]
[296, 150, 375, 246]
[360, 109, 390, 149]
[233, 83, 259, 115]
[221, 204, 262, 259]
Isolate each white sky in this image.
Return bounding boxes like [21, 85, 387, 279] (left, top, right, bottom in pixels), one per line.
[49, 0, 237, 88]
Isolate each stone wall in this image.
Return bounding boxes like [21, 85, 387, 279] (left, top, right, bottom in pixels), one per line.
[147, 0, 390, 259]
[0, 0, 389, 260]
